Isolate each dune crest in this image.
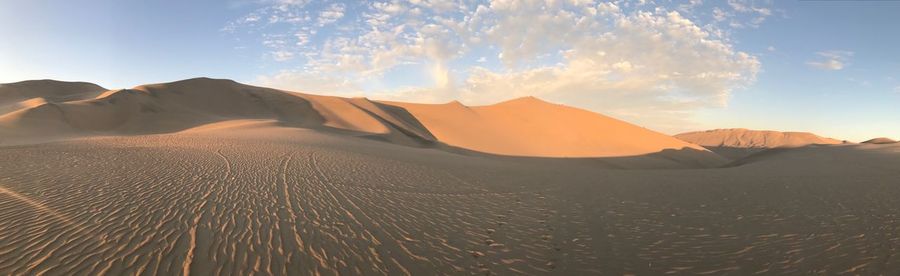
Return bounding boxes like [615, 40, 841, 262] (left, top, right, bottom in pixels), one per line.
[675, 128, 843, 148]
[862, 137, 897, 144]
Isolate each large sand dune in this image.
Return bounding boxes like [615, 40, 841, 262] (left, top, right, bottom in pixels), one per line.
[675, 128, 844, 160]
[385, 97, 709, 158]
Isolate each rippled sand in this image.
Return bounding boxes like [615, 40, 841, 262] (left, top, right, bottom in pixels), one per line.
[2, 125, 900, 275]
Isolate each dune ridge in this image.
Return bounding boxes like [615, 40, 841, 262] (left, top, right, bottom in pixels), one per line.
[862, 137, 897, 144]
[1, 78, 717, 162]
[675, 128, 843, 148]
[675, 128, 844, 160]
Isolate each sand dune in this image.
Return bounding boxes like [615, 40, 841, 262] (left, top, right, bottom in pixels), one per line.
[0, 78, 719, 163]
[675, 128, 844, 148]
[385, 97, 710, 158]
[0, 80, 106, 116]
[862, 137, 897, 144]
[675, 128, 844, 160]
[0, 80, 106, 105]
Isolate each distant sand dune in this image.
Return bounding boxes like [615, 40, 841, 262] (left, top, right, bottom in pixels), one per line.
[0, 80, 105, 105]
[0, 80, 106, 117]
[675, 128, 844, 160]
[862, 137, 897, 144]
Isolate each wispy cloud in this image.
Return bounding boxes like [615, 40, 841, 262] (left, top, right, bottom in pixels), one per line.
[317, 3, 345, 26]
[716, 0, 775, 28]
[270, 50, 295, 61]
[808, 50, 853, 71]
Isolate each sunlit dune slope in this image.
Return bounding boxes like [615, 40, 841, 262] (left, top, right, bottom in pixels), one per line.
[383, 97, 710, 158]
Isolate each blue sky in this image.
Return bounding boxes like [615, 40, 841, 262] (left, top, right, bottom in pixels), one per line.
[1, 0, 898, 141]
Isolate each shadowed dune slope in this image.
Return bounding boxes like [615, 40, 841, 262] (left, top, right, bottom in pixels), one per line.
[1, 78, 719, 163]
[726, 143, 900, 169]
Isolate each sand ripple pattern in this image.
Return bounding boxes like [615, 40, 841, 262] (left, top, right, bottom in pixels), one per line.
[2, 132, 900, 275]
[0, 134, 567, 275]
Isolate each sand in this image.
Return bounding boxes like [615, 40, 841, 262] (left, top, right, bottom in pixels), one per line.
[3, 123, 900, 275]
[3, 78, 900, 275]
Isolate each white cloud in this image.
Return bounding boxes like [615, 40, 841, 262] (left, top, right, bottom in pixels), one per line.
[295, 32, 310, 45]
[720, 0, 773, 28]
[271, 50, 295, 61]
[728, 0, 750, 12]
[256, 70, 362, 96]
[244, 14, 260, 22]
[228, 0, 769, 132]
[317, 3, 345, 26]
[808, 50, 853, 71]
[275, 0, 308, 7]
[712, 7, 728, 22]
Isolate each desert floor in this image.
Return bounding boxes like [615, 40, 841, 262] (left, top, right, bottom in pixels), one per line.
[2, 123, 900, 275]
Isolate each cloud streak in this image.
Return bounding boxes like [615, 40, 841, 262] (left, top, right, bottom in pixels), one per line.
[808, 50, 853, 71]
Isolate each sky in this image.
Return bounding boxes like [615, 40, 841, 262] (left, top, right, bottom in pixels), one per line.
[1, 0, 898, 142]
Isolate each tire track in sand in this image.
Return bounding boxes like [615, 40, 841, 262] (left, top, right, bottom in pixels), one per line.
[276, 151, 308, 274]
[182, 148, 232, 276]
